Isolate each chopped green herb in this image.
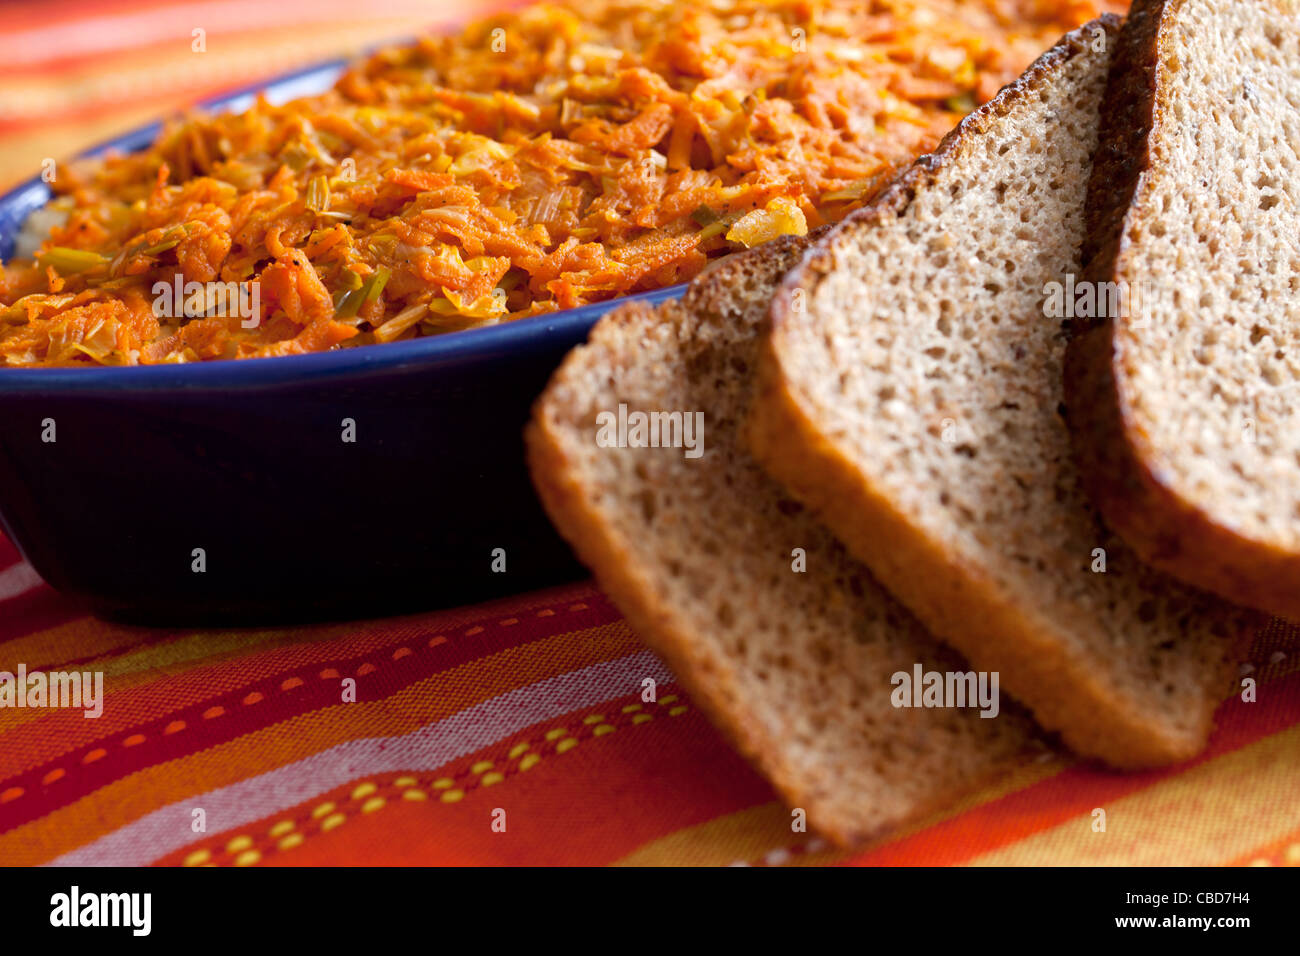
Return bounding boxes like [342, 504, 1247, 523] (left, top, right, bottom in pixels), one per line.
[38, 247, 109, 274]
[363, 266, 392, 302]
[691, 205, 719, 226]
[334, 288, 366, 319]
[140, 239, 180, 256]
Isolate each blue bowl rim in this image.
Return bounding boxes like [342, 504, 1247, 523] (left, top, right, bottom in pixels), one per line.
[0, 56, 685, 391]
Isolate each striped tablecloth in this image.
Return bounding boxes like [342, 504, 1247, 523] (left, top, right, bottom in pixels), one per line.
[3, 526, 1299, 866]
[1, 0, 1298, 867]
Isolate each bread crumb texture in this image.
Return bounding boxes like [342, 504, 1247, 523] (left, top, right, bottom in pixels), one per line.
[529, 236, 1035, 845]
[1115, 0, 1300, 549]
[762, 18, 1250, 766]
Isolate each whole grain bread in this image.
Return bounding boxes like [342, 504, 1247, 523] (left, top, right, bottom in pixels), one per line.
[526, 235, 1039, 847]
[749, 17, 1255, 769]
[1064, 0, 1300, 620]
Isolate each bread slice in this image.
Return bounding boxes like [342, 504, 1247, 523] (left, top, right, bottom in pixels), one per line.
[749, 17, 1256, 769]
[526, 235, 1039, 847]
[1065, 0, 1300, 620]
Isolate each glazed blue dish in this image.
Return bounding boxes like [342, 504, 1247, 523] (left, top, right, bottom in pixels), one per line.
[0, 61, 684, 624]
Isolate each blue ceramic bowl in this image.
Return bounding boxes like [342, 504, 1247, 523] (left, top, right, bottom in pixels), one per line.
[0, 60, 683, 623]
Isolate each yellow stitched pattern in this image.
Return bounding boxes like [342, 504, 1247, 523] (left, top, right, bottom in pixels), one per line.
[182, 693, 690, 866]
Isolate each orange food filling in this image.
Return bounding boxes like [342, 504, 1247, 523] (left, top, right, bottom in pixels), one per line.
[0, 0, 1123, 366]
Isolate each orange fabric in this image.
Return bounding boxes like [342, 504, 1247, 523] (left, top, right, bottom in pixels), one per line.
[1, 522, 1298, 866]
[0, 0, 1298, 867]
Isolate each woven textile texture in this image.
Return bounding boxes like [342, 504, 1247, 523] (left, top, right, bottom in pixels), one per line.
[0, 0, 1297, 867]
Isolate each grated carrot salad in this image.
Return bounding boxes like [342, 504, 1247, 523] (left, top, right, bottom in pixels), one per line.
[0, 0, 1122, 366]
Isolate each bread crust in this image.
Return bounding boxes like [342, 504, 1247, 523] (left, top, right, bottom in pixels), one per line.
[526, 236, 1034, 847]
[749, 16, 1250, 769]
[527, 242, 821, 837]
[1064, 0, 1300, 621]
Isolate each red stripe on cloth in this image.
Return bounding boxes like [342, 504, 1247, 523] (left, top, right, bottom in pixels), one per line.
[157, 693, 774, 866]
[0, 586, 81, 644]
[842, 667, 1300, 866]
[0, 547, 78, 641]
[0, 600, 616, 834]
[2, 630, 187, 672]
[0, 0, 198, 33]
[0, 584, 615, 783]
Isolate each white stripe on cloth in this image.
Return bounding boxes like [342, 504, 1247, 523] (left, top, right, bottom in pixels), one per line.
[48, 649, 673, 866]
[0, 561, 42, 602]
